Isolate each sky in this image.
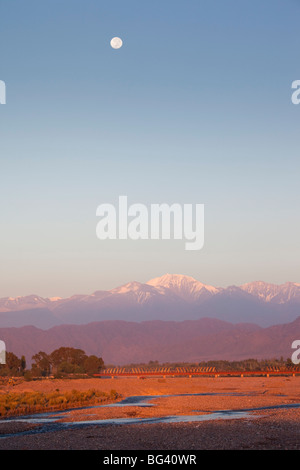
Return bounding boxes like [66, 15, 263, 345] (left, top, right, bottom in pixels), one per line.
[0, 0, 299, 297]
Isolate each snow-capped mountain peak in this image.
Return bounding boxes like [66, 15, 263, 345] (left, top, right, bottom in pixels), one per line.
[240, 281, 300, 303]
[146, 273, 220, 301]
[110, 281, 146, 295]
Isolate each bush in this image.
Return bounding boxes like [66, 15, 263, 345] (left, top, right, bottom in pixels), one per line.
[0, 388, 121, 418]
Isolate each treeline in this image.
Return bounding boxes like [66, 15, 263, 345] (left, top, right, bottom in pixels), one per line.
[0, 347, 105, 379]
[121, 357, 299, 371]
[1, 353, 298, 379]
[198, 358, 298, 371]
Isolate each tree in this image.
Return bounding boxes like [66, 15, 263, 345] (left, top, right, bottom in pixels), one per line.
[84, 355, 104, 375]
[32, 351, 51, 376]
[58, 361, 76, 374]
[20, 355, 26, 372]
[6, 352, 21, 374]
[50, 347, 87, 371]
[0, 352, 22, 376]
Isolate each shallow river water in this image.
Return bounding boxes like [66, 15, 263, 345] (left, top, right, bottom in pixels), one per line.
[0, 392, 299, 439]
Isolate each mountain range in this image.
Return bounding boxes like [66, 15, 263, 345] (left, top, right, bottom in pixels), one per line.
[0, 274, 299, 328]
[1, 316, 299, 365]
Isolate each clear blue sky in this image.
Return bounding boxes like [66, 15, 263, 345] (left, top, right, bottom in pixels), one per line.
[0, 0, 299, 297]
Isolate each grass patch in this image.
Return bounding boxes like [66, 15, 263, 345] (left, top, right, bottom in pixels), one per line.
[0, 388, 120, 418]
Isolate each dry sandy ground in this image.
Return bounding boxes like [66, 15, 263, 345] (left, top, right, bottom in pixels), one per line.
[0, 376, 299, 450]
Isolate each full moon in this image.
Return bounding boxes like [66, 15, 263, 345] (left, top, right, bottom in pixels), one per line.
[110, 37, 123, 49]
